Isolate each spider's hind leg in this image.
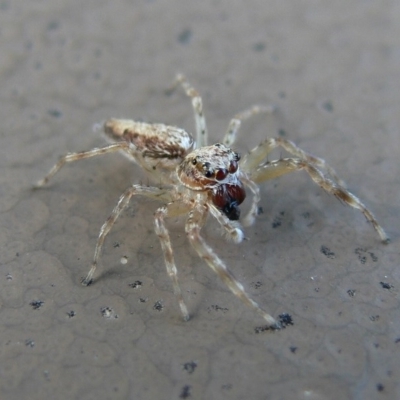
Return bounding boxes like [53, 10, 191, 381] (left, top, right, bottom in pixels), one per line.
[222, 105, 276, 147]
[33, 142, 131, 188]
[170, 74, 208, 148]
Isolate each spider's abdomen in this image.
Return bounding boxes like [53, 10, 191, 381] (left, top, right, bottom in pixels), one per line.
[211, 182, 246, 220]
[103, 119, 195, 168]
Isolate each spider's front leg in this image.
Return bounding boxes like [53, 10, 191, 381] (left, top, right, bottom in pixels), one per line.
[241, 137, 345, 186]
[250, 158, 389, 243]
[186, 203, 281, 329]
[82, 185, 171, 286]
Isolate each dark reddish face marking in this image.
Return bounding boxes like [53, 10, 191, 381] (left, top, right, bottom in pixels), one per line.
[211, 182, 246, 220]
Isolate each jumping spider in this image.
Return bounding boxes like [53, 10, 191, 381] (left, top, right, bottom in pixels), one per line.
[34, 75, 389, 329]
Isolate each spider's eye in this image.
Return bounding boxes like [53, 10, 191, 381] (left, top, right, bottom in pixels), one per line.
[204, 170, 213, 178]
[216, 168, 228, 181]
[234, 152, 240, 161]
[192, 158, 197, 165]
[228, 160, 238, 174]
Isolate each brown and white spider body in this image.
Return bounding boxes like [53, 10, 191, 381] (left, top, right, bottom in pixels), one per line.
[34, 75, 389, 329]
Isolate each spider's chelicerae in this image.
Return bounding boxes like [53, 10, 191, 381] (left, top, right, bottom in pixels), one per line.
[34, 75, 389, 329]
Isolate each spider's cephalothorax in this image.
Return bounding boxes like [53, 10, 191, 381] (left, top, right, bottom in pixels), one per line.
[34, 74, 389, 330]
[177, 143, 245, 220]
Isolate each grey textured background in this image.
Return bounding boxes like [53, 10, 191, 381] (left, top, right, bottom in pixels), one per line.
[1, 1, 399, 399]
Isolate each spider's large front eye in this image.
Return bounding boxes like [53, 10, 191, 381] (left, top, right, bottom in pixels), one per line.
[228, 161, 238, 174]
[204, 170, 213, 178]
[216, 168, 228, 181]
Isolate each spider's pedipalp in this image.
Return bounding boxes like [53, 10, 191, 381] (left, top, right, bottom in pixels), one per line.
[208, 204, 244, 243]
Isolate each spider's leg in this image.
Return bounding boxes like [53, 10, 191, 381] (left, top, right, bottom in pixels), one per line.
[251, 158, 389, 243]
[186, 204, 281, 329]
[241, 137, 344, 186]
[172, 74, 208, 148]
[239, 173, 261, 227]
[82, 185, 171, 286]
[33, 142, 130, 188]
[222, 105, 275, 147]
[154, 201, 192, 321]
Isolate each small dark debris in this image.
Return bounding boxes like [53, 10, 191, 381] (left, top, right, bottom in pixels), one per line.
[30, 300, 44, 310]
[253, 41, 266, 52]
[6, 273, 12, 281]
[48, 109, 62, 118]
[321, 245, 335, 259]
[272, 211, 284, 228]
[369, 315, 380, 322]
[376, 383, 384, 392]
[139, 297, 147, 303]
[251, 281, 263, 289]
[289, 346, 297, 354]
[25, 339, 35, 348]
[113, 242, 120, 248]
[254, 313, 293, 333]
[66, 310, 76, 318]
[279, 313, 294, 327]
[355, 248, 378, 264]
[182, 361, 197, 374]
[177, 28, 192, 45]
[321, 100, 333, 112]
[254, 324, 276, 333]
[379, 281, 393, 290]
[355, 248, 367, 264]
[153, 300, 163, 312]
[394, 338, 400, 344]
[272, 219, 281, 228]
[129, 280, 143, 289]
[101, 306, 118, 319]
[314, 287, 320, 293]
[347, 289, 356, 297]
[257, 206, 264, 215]
[179, 385, 191, 399]
[208, 304, 228, 313]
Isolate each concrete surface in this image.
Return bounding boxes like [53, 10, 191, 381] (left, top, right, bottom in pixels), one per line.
[1, 1, 399, 399]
